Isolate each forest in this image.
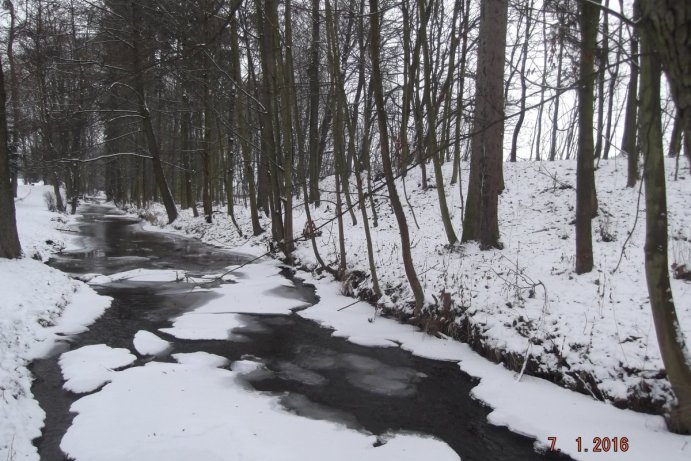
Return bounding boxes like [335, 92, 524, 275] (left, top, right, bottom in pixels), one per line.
[0, 0, 690, 452]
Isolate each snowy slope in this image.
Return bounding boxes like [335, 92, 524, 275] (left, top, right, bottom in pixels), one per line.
[0, 183, 111, 461]
[141, 158, 691, 415]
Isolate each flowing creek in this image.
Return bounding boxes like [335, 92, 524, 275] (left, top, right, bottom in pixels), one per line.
[31, 204, 571, 461]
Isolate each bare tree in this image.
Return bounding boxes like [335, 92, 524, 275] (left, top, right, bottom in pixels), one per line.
[0, 53, 22, 259]
[574, 0, 599, 274]
[637, 0, 691, 434]
[462, 0, 508, 249]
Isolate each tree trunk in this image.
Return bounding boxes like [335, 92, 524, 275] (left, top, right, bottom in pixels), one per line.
[308, 0, 321, 206]
[638, 0, 691, 434]
[0, 53, 22, 259]
[369, 0, 425, 314]
[509, 0, 534, 163]
[549, 27, 565, 161]
[418, 0, 458, 245]
[575, 0, 599, 274]
[129, 1, 177, 223]
[594, 2, 608, 160]
[623, 36, 639, 187]
[462, 0, 507, 249]
[231, 15, 262, 235]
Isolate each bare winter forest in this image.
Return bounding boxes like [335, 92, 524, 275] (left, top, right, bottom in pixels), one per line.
[1, 0, 690, 459]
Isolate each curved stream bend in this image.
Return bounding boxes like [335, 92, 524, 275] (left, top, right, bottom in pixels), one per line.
[31, 204, 570, 461]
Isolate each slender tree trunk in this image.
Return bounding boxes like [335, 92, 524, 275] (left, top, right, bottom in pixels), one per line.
[129, 2, 177, 223]
[534, 5, 549, 161]
[594, 2, 608, 160]
[549, 27, 565, 161]
[369, 0, 424, 314]
[668, 111, 683, 158]
[308, 0, 321, 206]
[638, 0, 691, 434]
[419, 0, 458, 245]
[575, 0, 599, 274]
[623, 36, 639, 187]
[510, 0, 534, 163]
[451, 0, 470, 182]
[279, 0, 296, 255]
[231, 15, 262, 235]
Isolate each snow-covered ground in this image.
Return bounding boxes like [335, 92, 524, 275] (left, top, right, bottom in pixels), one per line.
[63, 258, 691, 461]
[139, 158, 691, 415]
[4, 157, 690, 461]
[0, 183, 111, 461]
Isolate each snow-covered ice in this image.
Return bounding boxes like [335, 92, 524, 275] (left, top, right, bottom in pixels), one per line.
[60, 352, 459, 461]
[59, 344, 136, 393]
[294, 270, 691, 461]
[159, 261, 309, 340]
[133, 331, 171, 356]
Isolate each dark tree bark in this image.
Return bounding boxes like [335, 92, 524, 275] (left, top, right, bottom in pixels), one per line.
[638, 0, 691, 434]
[668, 111, 683, 158]
[575, 0, 600, 275]
[369, 0, 425, 314]
[0, 53, 22, 259]
[462, 0, 508, 250]
[308, 0, 321, 206]
[594, 1, 608, 160]
[622, 35, 639, 188]
[129, 1, 177, 223]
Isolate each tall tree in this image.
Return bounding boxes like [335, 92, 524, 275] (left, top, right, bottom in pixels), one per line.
[307, 0, 321, 206]
[574, 0, 599, 274]
[462, 0, 508, 249]
[126, 0, 178, 223]
[0, 53, 22, 259]
[622, 31, 639, 188]
[369, 0, 425, 314]
[637, 0, 691, 434]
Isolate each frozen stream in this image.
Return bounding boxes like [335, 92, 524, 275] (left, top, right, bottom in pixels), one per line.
[31, 204, 570, 461]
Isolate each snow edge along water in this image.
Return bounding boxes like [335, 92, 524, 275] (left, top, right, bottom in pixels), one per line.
[0, 183, 113, 461]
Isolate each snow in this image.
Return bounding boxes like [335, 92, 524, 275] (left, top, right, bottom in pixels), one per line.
[0, 182, 112, 461]
[60, 353, 459, 461]
[59, 344, 136, 393]
[88, 268, 185, 284]
[295, 272, 691, 460]
[142, 158, 691, 411]
[133, 331, 171, 356]
[135, 158, 691, 458]
[4, 159, 690, 461]
[159, 261, 309, 340]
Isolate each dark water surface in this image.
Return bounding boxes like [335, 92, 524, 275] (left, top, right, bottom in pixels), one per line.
[32, 204, 571, 461]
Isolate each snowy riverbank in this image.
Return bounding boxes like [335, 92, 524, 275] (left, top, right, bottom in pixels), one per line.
[138, 158, 691, 416]
[0, 184, 111, 461]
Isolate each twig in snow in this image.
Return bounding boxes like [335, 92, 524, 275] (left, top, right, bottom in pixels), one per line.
[337, 300, 360, 311]
[612, 173, 645, 274]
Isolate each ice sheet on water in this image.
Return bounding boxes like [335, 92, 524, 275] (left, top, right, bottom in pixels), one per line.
[294, 345, 340, 370]
[231, 315, 270, 334]
[342, 355, 420, 398]
[293, 348, 420, 397]
[279, 393, 360, 429]
[275, 361, 328, 386]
